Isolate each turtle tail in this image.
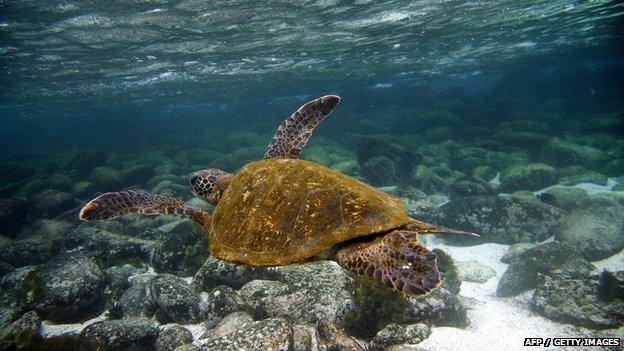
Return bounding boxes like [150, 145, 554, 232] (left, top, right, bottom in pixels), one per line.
[79, 191, 210, 226]
[406, 218, 479, 237]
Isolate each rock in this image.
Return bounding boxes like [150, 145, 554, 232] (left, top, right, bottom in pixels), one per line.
[152, 180, 188, 198]
[496, 241, 594, 297]
[155, 325, 193, 351]
[208, 311, 254, 340]
[72, 181, 94, 197]
[79, 318, 159, 351]
[200, 317, 292, 351]
[47, 172, 78, 192]
[17, 178, 46, 198]
[448, 179, 495, 199]
[64, 226, 155, 264]
[70, 149, 108, 175]
[30, 253, 106, 322]
[560, 172, 608, 186]
[472, 166, 497, 182]
[0, 161, 34, 184]
[151, 219, 208, 276]
[0, 199, 27, 235]
[456, 260, 496, 283]
[0, 261, 13, 277]
[31, 189, 75, 218]
[426, 126, 453, 142]
[119, 280, 155, 318]
[604, 159, 624, 176]
[149, 274, 201, 324]
[500, 163, 558, 192]
[355, 136, 420, 176]
[540, 186, 589, 212]
[292, 325, 313, 351]
[410, 165, 449, 195]
[541, 138, 604, 169]
[203, 285, 244, 329]
[435, 195, 562, 244]
[0, 238, 55, 267]
[0, 266, 38, 330]
[404, 283, 467, 327]
[493, 130, 549, 152]
[29, 218, 74, 239]
[239, 261, 352, 326]
[361, 156, 400, 186]
[371, 323, 431, 351]
[316, 318, 366, 351]
[500, 242, 538, 264]
[555, 197, 624, 260]
[88, 166, 123, 190]
[122, 164, 154, 185]
[0, 311, 41, 350]
[193, 256, 261, 291]
[531, 269, 624, 329]
[105, 264, 149, 296]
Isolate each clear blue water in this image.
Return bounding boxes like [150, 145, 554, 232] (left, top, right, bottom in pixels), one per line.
[0, 1, 623, 350]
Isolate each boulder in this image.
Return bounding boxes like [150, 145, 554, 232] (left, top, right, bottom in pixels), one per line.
[456, 260, 496, 283]
[0, 238, 55, 267]
[193, 255, 263, 291]
[500, 163, 558, 192]
[155, 325, 193, 351]
[531, 270, 624, 329]
[151, 219, 208, 276]
[30, 253, 106, 322]
[555, 197, 624, 260]
[496, 241, 594, 297]
[207, 311, 254, 340]
[541, 138, 604, 168]
[361, 156, 400, 186]
[0, 311, 41, 350]
[202, 285, 244, 329]
[0, 199, 27, 235]
[88, 166, 123, 190]
[199, 318, 292, 351]
[240, 261, 352, 326]
[79, 318, 159, 351]
[435, 195, 562, 244]
[371, 323, 431, 351]
[149, 274, 202, 324]
[31, 189, 75, 218]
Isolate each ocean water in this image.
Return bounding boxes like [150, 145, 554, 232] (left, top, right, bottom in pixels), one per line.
[1, 1, 623, 350]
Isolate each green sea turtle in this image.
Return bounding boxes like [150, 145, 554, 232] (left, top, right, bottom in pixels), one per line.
[79, 95, 476, 296]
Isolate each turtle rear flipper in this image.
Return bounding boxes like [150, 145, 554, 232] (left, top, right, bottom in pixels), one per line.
[264, 95, 340, 159]
[79, 191, 210, 225]
[336, 230, 441, 296]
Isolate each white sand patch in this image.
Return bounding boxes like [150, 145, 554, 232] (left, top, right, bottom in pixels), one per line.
[593, 247, 624, 273]
[535, 178, 624, 196]
[416, 240, 584, 351]
[40, 311, 107, 338]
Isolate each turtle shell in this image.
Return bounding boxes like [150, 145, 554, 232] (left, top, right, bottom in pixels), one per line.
[209, 158, 410, 266]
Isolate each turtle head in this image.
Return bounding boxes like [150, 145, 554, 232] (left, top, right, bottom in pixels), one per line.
[189, 168, 233, 205]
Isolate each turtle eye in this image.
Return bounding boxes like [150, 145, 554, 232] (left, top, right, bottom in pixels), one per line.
[189, 168, 229, 205]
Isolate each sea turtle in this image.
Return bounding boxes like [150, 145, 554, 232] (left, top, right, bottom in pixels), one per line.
[79, 95, 476, 296]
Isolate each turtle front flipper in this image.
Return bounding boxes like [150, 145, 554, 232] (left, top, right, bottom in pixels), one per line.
[336, 230, 441, 296]
[79, 191, 210, 226]
[264, 95, 340, 159]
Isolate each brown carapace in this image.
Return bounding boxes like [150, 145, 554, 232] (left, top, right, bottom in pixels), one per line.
[79, 95, 477, 297]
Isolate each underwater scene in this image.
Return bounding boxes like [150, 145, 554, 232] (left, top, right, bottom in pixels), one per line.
[1, 0, 623, 350]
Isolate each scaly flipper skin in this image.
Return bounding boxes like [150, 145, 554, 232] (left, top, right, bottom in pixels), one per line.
[79, 190, 207, 224]
[264, 95, 341, 159]
[336, 230, 441, 296]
